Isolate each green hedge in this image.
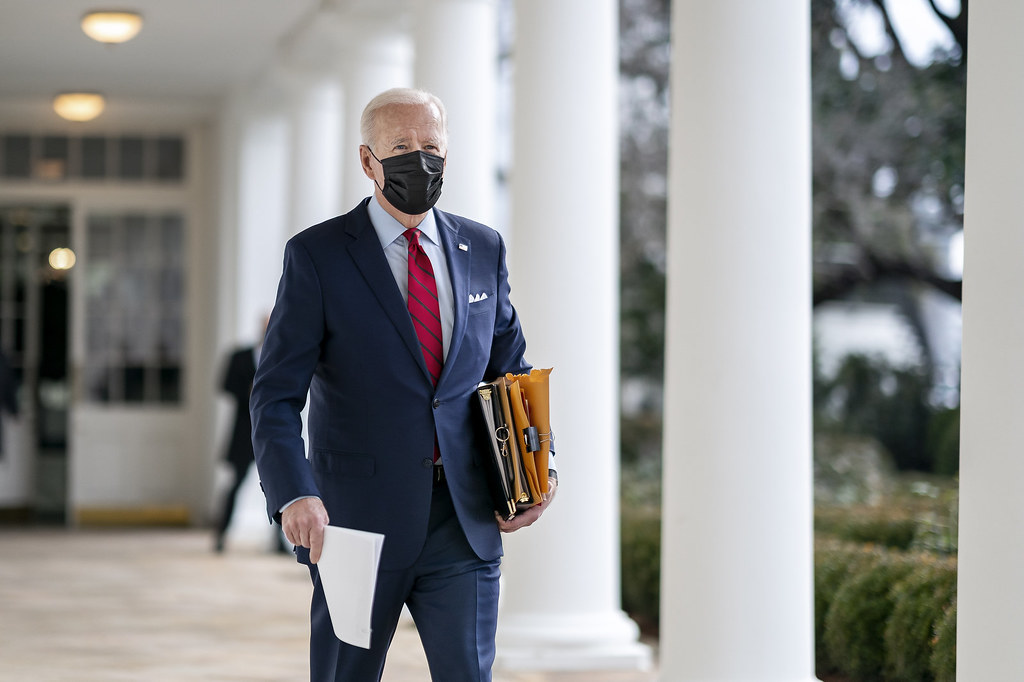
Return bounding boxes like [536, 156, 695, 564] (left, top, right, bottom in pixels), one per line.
[619, 504, 957, 680]
[814, 543, 885, 674]
[885, 560, 957, 680]
[620, 506, 660, 632]
[815, 506, 919, 550]
[815, 490, 959, 556]
[931, 598, 957, 682]
[816, 541, 957, 681]
[824, 551, 916, 679]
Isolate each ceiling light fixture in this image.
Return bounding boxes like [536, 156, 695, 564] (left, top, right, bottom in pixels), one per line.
[81, 10, 143, 44]
[53, 92, 106, 122]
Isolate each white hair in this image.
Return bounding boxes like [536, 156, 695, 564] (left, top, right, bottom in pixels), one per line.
[360, 87, 448, 151]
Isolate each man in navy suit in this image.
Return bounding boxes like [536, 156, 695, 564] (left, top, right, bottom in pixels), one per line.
[250, 87, 555, 681]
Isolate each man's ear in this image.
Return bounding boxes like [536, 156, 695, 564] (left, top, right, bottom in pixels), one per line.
[359, 145, 376, 180]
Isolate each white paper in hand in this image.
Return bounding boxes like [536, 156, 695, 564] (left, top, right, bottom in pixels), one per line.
[317, 525, 385, 649]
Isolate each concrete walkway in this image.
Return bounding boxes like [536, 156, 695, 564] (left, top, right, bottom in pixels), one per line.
[0, 528, 658, 681]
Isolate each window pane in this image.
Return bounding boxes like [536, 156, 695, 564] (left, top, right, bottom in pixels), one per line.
[35, 137, 68, 180]
[160, 315, 183, 361]
[13, 316, 25, 355]
[118, 137, 145, 179]
[123, 366, 145, 402]
[159, 366, 181, 403]
[86, 316, 108, 355]
[123, 215, 148, 259]
[87, 365, 112, 402]
[159, 268, 183, 307]
[41, 136, 68, 160]
[156, 137, 184, 179]
[3, 135, 31, 178]
[84, 210, 185, 405]
[87, 217, 114, 259]
[81, 137, 107, 178]
[1, 133, 184, 183]
[124, 312, 157, 364]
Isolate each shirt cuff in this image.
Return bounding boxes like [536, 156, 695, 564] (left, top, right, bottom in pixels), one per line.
[279, 495, 319, 516]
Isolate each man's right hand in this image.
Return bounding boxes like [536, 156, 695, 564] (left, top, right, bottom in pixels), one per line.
[281, 497, 330, 563]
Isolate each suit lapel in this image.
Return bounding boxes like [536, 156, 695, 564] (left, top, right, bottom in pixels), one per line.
[344, 205, 425, 373]
[436, 211, 470, 387]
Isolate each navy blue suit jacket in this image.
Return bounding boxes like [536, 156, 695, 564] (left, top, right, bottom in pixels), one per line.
[250, 199, 529, 571]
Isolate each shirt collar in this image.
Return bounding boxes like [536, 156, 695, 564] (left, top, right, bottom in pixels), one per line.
[367, 195, 440, 250]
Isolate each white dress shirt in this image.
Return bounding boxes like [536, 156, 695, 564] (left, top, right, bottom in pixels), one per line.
[367, 196, 455, 361]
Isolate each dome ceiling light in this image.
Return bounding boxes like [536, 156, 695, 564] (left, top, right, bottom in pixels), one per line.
[81, 10, 143, 44]
[53, 92, 106, 122]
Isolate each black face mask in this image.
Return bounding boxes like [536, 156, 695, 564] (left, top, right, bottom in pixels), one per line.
[370, 149, 445, 215]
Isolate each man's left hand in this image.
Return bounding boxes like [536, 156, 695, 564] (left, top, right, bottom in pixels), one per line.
[496, 476, 558, 533]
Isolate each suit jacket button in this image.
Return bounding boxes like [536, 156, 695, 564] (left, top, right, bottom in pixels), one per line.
[432, 399, 440, 408]
[421, 458, 433, 468]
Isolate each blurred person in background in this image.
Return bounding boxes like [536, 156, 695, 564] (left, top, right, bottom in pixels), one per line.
[214, 317, 285, 553]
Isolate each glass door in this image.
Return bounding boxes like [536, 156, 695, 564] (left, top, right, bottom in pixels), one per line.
[0, 204, 72, 522]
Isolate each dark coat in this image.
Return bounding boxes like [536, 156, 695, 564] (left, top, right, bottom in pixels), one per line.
[222, 346, 257, 469]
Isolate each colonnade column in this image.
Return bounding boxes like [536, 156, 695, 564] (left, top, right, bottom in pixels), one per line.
[286, 73, 344, 235]
[498, 0, 651, 671]
[661, 2, 818, 680]
[336, 14, 412, 209]
[217, 83, 294, 547]
[213, 93, 245, 366]
[234, 91, 291, 346]
[956, 3, 1024, 679]
[410, 0, 498, 224]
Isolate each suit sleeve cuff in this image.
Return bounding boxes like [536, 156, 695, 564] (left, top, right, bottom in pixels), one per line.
[277, 495, 320, 519]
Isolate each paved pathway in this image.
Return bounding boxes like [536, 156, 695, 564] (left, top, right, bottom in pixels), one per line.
[0, 528, 658, 681]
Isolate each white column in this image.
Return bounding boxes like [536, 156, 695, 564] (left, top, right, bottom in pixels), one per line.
[661, 2, 817, 681]
[279, 8, 351, 233]
[214, 92, 245, 378]
[287, 74, 344, 234]
[236, 106, 291, 338]
[222, 85, 293, 549]
[210, 91, 246, 529]
[956, 3, 1024, 679]
[498, 0, 651, 671]
[411, 0, 498, 224]
[336, 17, 413, 210]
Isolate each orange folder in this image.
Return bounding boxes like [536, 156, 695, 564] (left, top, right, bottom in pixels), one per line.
[475, 368, 554, 519]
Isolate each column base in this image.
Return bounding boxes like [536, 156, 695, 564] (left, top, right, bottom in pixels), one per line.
[495, 610, 653, 672]
[657, 677, 820, 682]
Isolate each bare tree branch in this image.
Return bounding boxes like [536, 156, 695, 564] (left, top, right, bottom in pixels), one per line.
[814, 250, 963, 306]
[868, 0, 908, 64]
[925, 0, 968, 54]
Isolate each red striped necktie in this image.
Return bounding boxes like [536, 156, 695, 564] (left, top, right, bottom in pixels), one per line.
[403, 228, 444, 386]
[404, 228, 443, 463]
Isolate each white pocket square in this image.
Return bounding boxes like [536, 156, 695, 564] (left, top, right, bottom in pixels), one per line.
[469, 292, 489, 303]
